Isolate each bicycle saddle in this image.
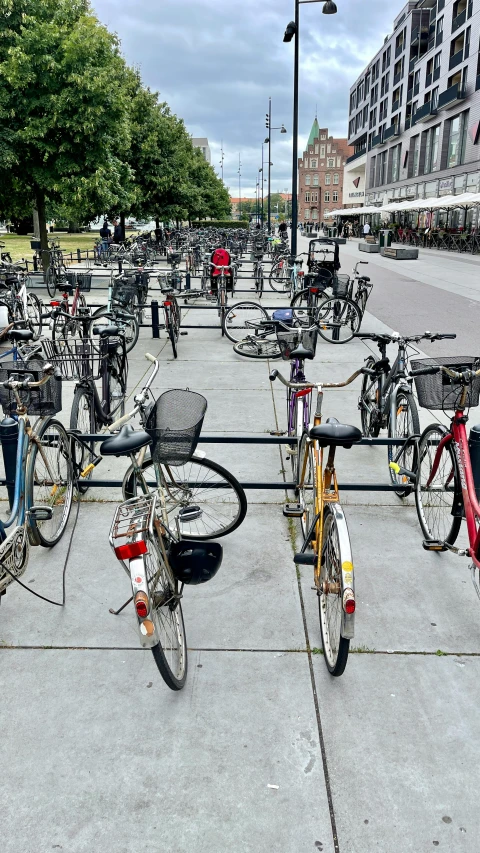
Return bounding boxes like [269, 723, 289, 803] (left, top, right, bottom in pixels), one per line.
[9, 329, 34, 342]
[359, 275, 370, 283]
[290, 343, 315, 361]
[93, 324, 120, 338]
[100, 424, 152, 457]
[309, 417, 362, 448]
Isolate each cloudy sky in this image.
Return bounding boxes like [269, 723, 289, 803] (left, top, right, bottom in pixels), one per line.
[91, 0, 394, 197]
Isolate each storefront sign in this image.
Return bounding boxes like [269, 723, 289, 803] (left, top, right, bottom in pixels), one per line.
[439, 177, 454, 195]
[349, 191, 364, 197]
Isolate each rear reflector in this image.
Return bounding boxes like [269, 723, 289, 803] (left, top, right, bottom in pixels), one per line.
[135, 591, 149, 619]
[344, 598, 356, 615]
[50, 301, 60, 307]
[114, 540, 147, 561]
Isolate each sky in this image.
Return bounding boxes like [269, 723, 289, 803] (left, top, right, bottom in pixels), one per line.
[91, 0, 395, 198]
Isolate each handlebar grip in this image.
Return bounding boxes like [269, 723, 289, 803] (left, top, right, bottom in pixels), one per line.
[108, 411, 135, 432]
[269, 370, 278, 382]
[53, 367, 62, 381]
[410, 366, 439, 377]
[436, 333, 456, 340]
[145, 352, 157, 363]
[361, 367, 376, 377]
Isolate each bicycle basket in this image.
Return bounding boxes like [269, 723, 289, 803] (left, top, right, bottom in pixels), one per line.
[304, 270, 332, 292]
[0, 359, 62, 416]
[332, 274, 350, 298]
[66, 272, 92, 292]
[146, 389, 207, 465]
[411, 357, 480, 411]
[42, 337, 123, 383]
[276, 327, 318, 361]
[112, 279, 138, 308]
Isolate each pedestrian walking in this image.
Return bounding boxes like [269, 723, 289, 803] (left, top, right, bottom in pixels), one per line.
[363, 221, 371, 237]
[99, 220, 111, 257]
[113, 219, 123, 243]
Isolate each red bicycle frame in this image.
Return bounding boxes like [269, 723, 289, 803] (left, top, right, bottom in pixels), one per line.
[429, 413, 480, 568]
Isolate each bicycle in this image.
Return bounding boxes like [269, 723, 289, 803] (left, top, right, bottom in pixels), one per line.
[291, 273, 363, 344]
[357, 331, 456, 495]
[269, 253, 305, 296]
[88, 271, 141, 353]
[160, 286, 182, 359]
[398, 357, 480, 601]
[50, 271, 92, 343]
[0, 264, 43, 339]
[210, 262, 233, 335]
[252, 251, 264, 298]
[97, 355, 247, 689]
[0, 359, 73, 598]
[44, 243, 68, 298]
[271, 367, 365, 676]
[350, 261, 372, 315]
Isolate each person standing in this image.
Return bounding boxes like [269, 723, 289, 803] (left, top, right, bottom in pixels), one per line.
[363, 221, 371, 238]
[113, 219, 123, 244]
[99, 220, 111, 257]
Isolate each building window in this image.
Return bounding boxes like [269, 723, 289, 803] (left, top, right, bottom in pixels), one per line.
[333, 173, 339, 185]
[314, 145, 319, 154]
[305, 174, 311, 185]
[311, 192, 318, 202]
[310, 159, 317, 168]
[312, 209, 318, 220]
[321, 134, 326, 140]
[424, 125, 440, 174]
[325, 173, 331, 185]
[324, 192, 330, 202]
[436, 16, 443, 47]
[412, 135, 420, 177]
[431, 86, 439, 110]
[391, 145, 401, 182]
[327, 158, 335, 167]
[333, 191, 338, 202]
[305, 192, 310, 202]
[313, 174, 319, 186]
[304, 209, 310, 220]
[447, 112, 468, 168]
[320, 145, 326, 157]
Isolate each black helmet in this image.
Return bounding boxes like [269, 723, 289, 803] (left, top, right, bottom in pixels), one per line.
[169, 540, 223, 585]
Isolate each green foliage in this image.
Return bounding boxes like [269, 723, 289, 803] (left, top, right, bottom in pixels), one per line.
[191, 221, 249, 229]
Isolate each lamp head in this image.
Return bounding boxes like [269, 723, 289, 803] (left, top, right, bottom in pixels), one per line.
[283, 21, 296, 42]
[280, 125, 287, 134]
[264, 137, 269, 144]
[322, 1, 338, 13]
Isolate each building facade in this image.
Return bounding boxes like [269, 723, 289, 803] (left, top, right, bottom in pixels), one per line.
[348, 0, 480, 223]
[192, 137, 211, 164]
[298, 118, 353, 224]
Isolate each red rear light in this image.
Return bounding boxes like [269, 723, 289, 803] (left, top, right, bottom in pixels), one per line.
[114, 540, 147, 561]
[310, 288, 319, 294]
[163, 300, 172, 307]
[344, 598, 356, 615]
[298, 270, 304, 277]
[135, 592, 149, 618]
[50, 301, 60, 307]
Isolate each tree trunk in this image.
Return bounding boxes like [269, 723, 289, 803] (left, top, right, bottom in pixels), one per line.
[155, 217, 160, 230]
[35, 189, 50, 271]
[120, 212, 126, 242]
[33, 208, 40, 238]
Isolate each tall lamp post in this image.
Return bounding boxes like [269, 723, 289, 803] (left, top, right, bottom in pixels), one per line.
[238, 153, 242, 220]
[265, 97, 287, 234]
[283, 0, 337, 258]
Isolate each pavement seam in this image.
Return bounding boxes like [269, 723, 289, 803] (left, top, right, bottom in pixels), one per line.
[0, 646, 478, 656]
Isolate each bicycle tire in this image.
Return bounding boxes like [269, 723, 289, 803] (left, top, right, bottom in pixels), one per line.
[388, 389, 420, 498]
[269, 258, 289, 291]
[290, 287, 324, 326]
[45, 267, 56, 298]
[223, 301, 269, 343]
[298, 431, 316, 542]
[359, 358, 381, 437]
[25, 418, 74, 547]
[415, 424, 461, 546]
[89, 308, 139, 354]
[141, 539, 187, 690]
[168, 318, 178, 358]
[26, 293, 43, 339]
[318, 504, 351, 677]
[233, 338, 282, 359]
[122, 456, 247, 540]
[70, 386, 97, 494]
[316, 297, 362, 344]
[107, 356, 126, 421]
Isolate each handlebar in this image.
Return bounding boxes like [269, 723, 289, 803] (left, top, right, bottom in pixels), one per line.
[108, 352, 159, 431]
[410, 365, 480, 380]
[269, 366, 370, 389]
[355, 331, 457, 344]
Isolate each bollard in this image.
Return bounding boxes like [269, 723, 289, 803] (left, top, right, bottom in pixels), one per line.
[77, 248, 81, 262]
[0, 417, 18, 510]
[118, 260, 123, 274]
[186, 272, 191, 291]
[151, 300, 160, 338]
[33, 254, 38, 273]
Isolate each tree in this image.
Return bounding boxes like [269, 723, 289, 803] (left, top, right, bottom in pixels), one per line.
[0, 0, 133, 258]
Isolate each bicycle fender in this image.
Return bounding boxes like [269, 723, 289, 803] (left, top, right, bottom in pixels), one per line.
[0, 519, 6, 543]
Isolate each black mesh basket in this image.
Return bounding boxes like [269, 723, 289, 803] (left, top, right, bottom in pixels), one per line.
[66, 272, 92, 292]
[411, 357, 480, 411]
[0, 359, 62, 416]
[305, 269, 332, 292]
[332, 274, 350, 298]
[112, 279, 138, 308]
[276, 327, 318, 361]
[146, 389, 207, 465]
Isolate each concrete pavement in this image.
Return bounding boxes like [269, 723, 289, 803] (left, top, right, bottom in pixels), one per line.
[1, 244, 480, 852]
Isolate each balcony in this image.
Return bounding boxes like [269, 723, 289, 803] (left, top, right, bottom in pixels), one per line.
[383, 124, 400, 142]
[437, 81, 466, 110]
[407, 87, 413, 102]
[371, 131, 384, 149]
[436, 32, 443, 47]
[412, 100, 437, 124]
[476, 74, 480, 92]
[391, 99, 401, 114]
[395, 43, 404, 58]
[438, 0, 445, 10]
[426, 72, 433, 87]
[452, 9, 466, 33]
[449, 49, 464, 71]
[413, 82, 420, 96]
[411, 26, 429, 47]
[346, 148, 367, 164]
[393, 71, 402, 86]
[433, 66, 441, 82]
[409, 56, 417, 72]
[405, 117, 412, 130]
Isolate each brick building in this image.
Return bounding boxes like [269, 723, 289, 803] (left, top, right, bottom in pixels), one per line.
[298, 118, 353, 224]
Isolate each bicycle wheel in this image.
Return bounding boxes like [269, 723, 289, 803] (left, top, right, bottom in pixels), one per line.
[70, 386, 97, 494]
[269, 258, 289, 291]
[316, 297, 362, 344]
[45, 267, 56, 298]
[107, 357, 126, 420]
[359, 359, 381, 437]
[143, 536, 187, 690]
[298, 431, 316, 542]
[318, 504, 351, 677]
[223, 301, 269, 343]
[90, 309, 139, 354]
[290, 287, 323, 326]
[26, 293, 43, 339]
[233, 337, 282, 359]
[388, 389, 420, 498]
[415, 424, 461, 545]
[287, 391, 305, 479]
[123, 456, 247, 540]
[26, 418, 73, 547]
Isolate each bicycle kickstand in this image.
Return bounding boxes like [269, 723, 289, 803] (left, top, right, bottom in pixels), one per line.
[109, 595, 133, 616]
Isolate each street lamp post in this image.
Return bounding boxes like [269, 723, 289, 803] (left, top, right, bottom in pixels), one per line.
[265, 98, 287, 235]
[238, 153, 242, 220]
[283, 0, 337, 257]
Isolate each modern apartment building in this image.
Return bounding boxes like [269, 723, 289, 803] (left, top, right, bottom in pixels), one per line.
[192, 137, 211, 164]
[298, 118, 352, 223]
[347, 0, 480, 220]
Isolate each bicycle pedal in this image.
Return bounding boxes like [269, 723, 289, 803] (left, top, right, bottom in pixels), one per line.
[422, 540, 448, 552]
[283, 503, 303, 518]
[294, 552, 316, 566]
[180, 331, 188, 336]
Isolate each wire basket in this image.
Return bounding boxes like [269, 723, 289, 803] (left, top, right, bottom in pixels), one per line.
[276, 327, 318, 361]
[43, 336, 126, 382]
[66, 272, 92, 292]
[112, 279, 138, 308]
[0, 359, 62, 416]
[411, 357, 480, 411]
[305, 270, 332, 292]
[146, 389, 207, 466]
[332, 274, 350, 298]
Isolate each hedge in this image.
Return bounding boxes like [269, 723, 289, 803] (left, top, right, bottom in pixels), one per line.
[190, 220, 249, 229]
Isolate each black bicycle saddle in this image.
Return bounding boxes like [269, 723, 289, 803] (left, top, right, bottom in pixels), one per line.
[290, 343, 315, 361]
[309, 417, 362, 448]
[100, 424, 151, 457]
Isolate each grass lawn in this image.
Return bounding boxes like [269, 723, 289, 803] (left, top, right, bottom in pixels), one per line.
[0, 232, 98, 262]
